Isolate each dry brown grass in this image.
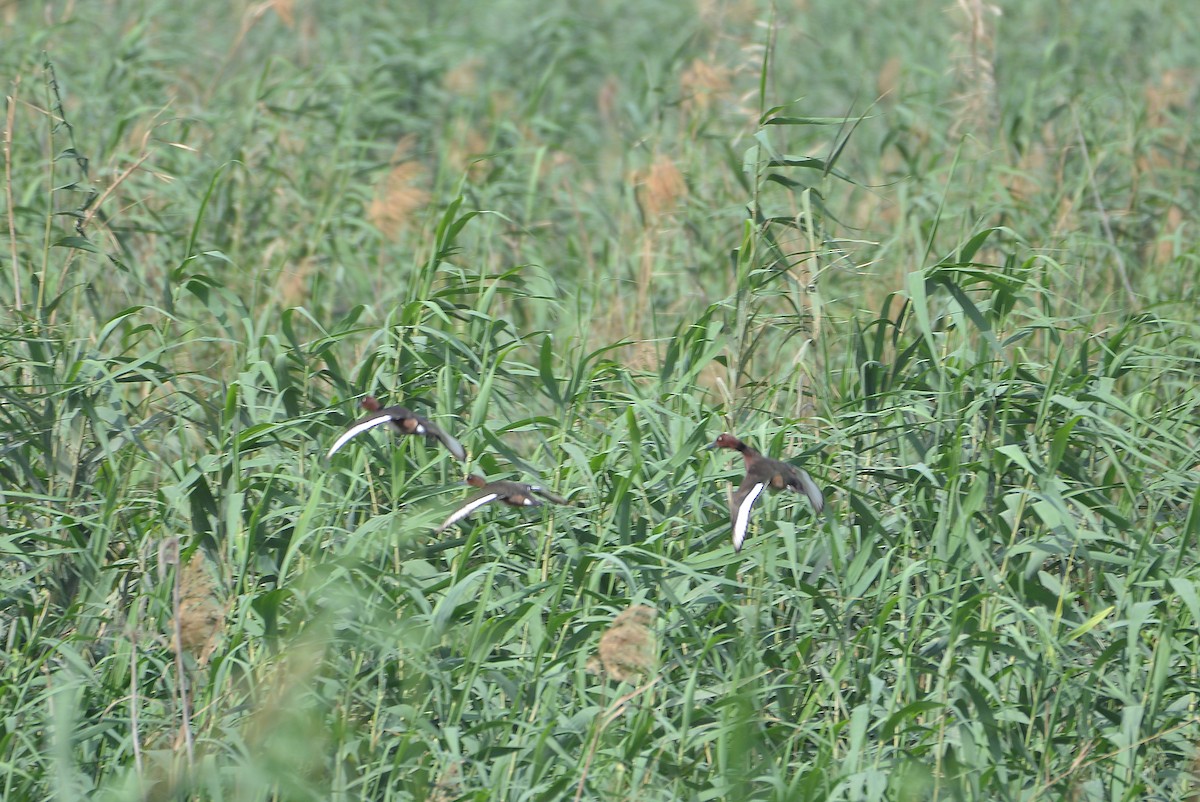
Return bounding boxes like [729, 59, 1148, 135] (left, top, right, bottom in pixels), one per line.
[443, 57, 483, 95]
[1145, 67, 1195, 128]
[1003, 139, 1052, 206]
[226, 0, 298, 68]
[876, 55, 905, 104]
[428, 761, 463, 802]
[695, 0, 761, 29]
[276, 255, 314, 308]
[1151, 204, 1187, 266]
[367, 135, 430, 239]
[597, 74, 621, 129]
[267, 0, 294, 27]
[622, 337, 662, 375]
[444, 118, 490, 184]
[1139, 67, 1196, 175]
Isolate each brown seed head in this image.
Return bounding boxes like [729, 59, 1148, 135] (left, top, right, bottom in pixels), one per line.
[596, 605, 658, 682]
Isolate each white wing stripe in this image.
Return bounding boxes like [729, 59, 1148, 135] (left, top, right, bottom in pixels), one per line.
[326, 414, 396, 459]
[732, 483, 766, 551]
[435, 493, 500, 532]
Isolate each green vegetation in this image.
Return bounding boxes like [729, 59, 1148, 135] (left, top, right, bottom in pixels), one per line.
[2, 0, 1198, 799]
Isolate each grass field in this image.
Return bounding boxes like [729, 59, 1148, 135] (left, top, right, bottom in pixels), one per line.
[2, 1, 1199, 799]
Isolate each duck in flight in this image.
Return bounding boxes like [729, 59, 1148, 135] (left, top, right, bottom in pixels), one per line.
[435, 474, 568, 533]
[708, 433, 824, 551]
[326, 396, 466, 461]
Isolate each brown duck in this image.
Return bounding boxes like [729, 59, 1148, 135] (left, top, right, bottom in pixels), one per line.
[326, 396, 466, 461]
[708, 433, 824, 551]
[435, 474, 568, 533]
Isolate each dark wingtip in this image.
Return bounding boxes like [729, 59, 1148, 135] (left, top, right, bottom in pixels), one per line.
[422, 420, 466, 461]
[534, 488, 569, 505]
[442, 436, 468, 461]
[797, 469, 825, 514]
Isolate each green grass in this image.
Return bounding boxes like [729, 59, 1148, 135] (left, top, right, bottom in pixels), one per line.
[2, 0, 1199, 799]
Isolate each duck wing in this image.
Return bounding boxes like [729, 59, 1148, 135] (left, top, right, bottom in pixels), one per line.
[434, 492, 502, 533]
[793, 468, 825, 513]
[530, 486, 568, 505]
[420, 419, 467, 461]
[326, 412, 398, 459]
[730, 477, 767, 552]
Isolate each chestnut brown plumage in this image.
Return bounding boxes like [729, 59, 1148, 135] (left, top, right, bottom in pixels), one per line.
[708, 433, 824, 551]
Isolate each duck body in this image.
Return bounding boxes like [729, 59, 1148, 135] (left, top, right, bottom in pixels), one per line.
[435, 474, 567, 532]
[709, 433, 824, 551]
[326, 395, 466, 461]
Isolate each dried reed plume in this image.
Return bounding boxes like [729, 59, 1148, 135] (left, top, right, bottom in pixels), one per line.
[367, 135, 430, 239]
[174, 550, 226, 665]
[680, 58, 732, 118]
[589, 605, 658, 682]
[633, 153, 687, 223]
[949, 0, 1001, 141]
